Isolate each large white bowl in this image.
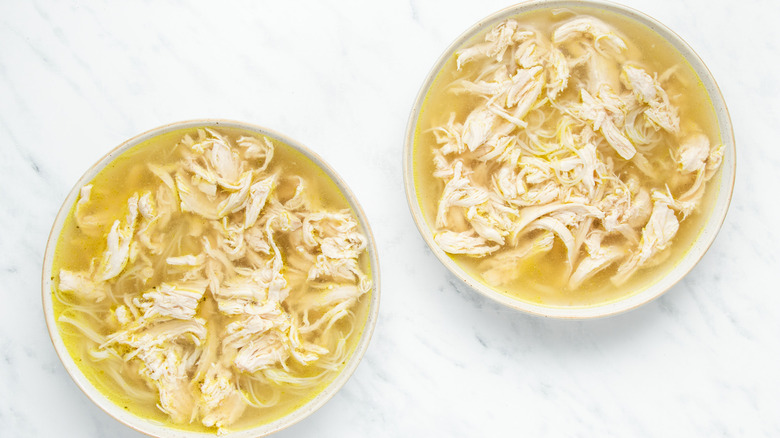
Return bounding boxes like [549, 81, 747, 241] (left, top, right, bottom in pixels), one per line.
[42, 119, 381, 437]
[403, 0, 736, 319]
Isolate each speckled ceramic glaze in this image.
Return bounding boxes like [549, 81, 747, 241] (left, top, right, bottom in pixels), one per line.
[403, 0, 735, 319]
[42, 119, 381, 437]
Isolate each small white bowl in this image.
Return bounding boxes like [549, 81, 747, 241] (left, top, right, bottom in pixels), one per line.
[403, 0, 736, 319]
[42, 119, 381, 437]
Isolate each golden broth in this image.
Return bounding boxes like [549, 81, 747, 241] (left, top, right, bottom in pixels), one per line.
[52, 126, 372, 432]
[413, 7, 722, 307]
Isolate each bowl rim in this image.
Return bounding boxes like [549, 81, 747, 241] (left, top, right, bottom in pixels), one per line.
[402, 0, 736, 319]
[41, 119, 382, 437]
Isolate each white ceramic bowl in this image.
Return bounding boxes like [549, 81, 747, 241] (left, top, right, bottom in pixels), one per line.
[42, 119, 381, 437]
[403, 0, 735, 318]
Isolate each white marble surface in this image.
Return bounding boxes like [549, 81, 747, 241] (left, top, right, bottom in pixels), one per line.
[1, 0, 779, 436]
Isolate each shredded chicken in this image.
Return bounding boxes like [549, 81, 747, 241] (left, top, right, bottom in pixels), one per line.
[428, 15, 724, 292]
[57, 128, 372, 434]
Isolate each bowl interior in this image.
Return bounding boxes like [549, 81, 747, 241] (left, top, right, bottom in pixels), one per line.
[403, 0, 735, 319]
[42, 119, 381, 437]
